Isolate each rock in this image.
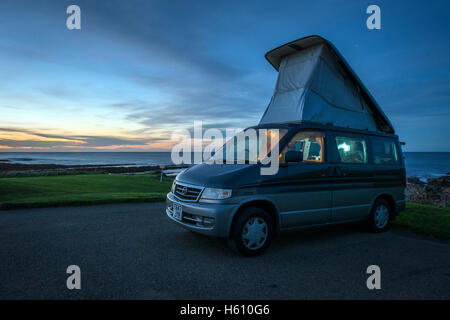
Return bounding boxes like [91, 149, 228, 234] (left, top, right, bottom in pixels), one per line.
[407, 175, 449, 207]
[427, 175, 450, 186]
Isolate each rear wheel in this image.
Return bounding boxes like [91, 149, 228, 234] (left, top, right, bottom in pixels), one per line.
[368, 198, 391, 233]
[230, 207, 273, 257]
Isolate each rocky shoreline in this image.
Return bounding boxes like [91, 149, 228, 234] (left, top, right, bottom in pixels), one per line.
[407, 175, 450, 207]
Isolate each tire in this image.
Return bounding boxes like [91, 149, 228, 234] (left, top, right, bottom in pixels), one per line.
[368, 198, 391, 233]
[230, 207, 273, 257]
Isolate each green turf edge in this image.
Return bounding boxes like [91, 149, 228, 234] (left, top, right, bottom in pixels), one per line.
[392, 202, 450, 241]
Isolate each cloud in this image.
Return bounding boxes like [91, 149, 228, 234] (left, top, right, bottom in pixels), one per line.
[1, 0, 449, 152]
[0, 127, 169, 150]
[122, 68, 272, 128]
[0, 0, 276, 144]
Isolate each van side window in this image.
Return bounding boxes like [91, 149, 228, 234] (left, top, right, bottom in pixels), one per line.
[281, 131, 324, 163]
[335, 136, 368, 164]
[372, 138, 399, 164]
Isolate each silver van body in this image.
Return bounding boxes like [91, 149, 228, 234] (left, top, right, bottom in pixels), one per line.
[166, 122, 406, 242]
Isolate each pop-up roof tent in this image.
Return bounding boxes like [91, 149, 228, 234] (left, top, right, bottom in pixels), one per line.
[260, 35, 394, 133]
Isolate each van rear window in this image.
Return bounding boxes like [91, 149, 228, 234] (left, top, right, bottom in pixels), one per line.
[372, 138, 399, 164]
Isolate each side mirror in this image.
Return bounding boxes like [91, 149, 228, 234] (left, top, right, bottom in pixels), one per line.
[284, 151, 303, 163]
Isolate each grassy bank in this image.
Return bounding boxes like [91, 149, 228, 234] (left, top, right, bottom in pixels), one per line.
[393, 202, 450, 240]
[0, 172, 172, 208]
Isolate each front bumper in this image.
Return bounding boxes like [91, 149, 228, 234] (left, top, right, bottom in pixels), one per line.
[166, 192, 237, 237]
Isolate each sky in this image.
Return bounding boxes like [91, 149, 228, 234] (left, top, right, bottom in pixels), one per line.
[0, 0, 449, 152]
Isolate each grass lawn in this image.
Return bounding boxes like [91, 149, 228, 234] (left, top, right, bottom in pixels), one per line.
[0, 172, 172, 208]
[393, 202, 450, 240]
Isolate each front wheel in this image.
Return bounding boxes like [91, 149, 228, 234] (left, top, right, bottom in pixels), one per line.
[230, 207, 273, 257]
[368, 198, 391, 233]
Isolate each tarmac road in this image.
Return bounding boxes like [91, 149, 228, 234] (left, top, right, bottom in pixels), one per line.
[0, 202, 449, 299]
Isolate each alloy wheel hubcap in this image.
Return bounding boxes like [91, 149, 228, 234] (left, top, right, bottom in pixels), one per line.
[374, 204, 389, 229]
[242, 217, 268, 250]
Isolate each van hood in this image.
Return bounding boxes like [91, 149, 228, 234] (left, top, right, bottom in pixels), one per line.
[176, 163, 262, 188]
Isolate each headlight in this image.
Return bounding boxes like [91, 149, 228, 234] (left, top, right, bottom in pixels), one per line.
[171, 180, 176, 193]
[201, 188, 232, 200]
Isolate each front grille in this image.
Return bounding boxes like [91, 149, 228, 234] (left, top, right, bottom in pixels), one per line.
[174, 183, 203, 201]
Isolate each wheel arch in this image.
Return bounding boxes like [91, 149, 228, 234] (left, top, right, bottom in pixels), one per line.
[372, 193, 396, 218]
[229, 199, 280, 238]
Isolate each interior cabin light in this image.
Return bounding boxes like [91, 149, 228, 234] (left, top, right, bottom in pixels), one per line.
[338, 142, 350, 152]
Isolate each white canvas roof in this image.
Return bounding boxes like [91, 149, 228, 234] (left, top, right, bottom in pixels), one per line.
[260, 35, 394, 133]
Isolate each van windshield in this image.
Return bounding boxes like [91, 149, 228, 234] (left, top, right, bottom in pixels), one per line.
[209, 128, 287, 164]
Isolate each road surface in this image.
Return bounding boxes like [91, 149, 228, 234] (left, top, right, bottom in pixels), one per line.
[0, 202, 449, 299]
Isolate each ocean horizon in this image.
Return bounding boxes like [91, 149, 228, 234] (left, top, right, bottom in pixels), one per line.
[1, 151, 449, 180]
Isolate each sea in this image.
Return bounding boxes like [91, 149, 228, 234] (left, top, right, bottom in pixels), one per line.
[0, 152, 449, 180]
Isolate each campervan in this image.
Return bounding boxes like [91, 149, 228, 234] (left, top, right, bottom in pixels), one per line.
[166, 36, 406, 256]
